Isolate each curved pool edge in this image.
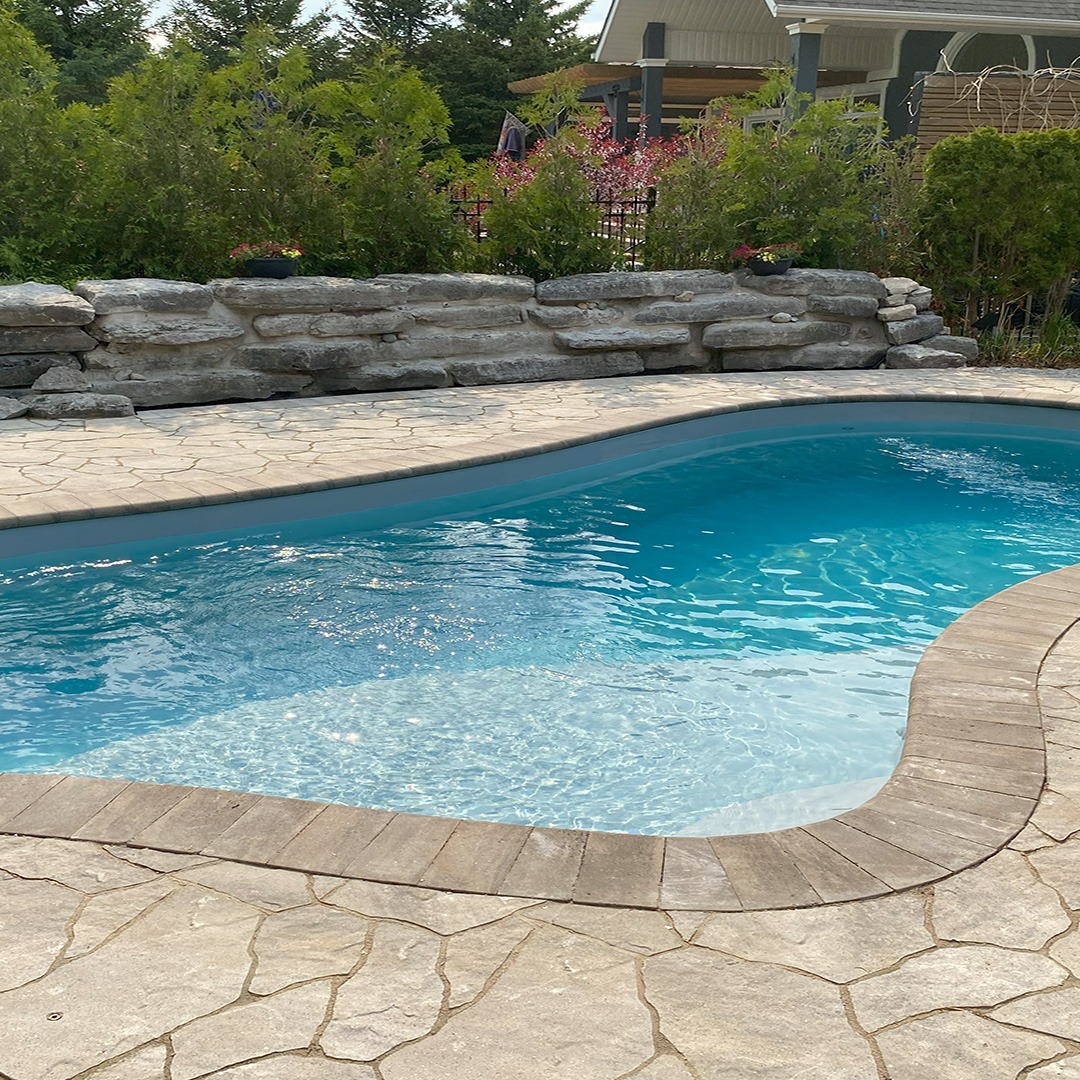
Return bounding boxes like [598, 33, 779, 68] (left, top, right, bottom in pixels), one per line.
[0, 566, 1063, 910]
[3, 370, 1080, 539]
[5, 373, 1080, 909]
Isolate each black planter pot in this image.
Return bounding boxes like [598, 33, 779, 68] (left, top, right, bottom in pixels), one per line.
[747, 258, 794, 277]
[242, 257, 298, 279]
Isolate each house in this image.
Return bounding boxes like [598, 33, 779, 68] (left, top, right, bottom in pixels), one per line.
[513, 0, 1080, 140]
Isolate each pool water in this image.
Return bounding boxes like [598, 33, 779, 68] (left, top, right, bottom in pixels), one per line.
[4, 427, 1080, 834]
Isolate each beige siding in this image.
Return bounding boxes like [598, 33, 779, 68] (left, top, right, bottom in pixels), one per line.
[916, 71, 1080, 165]
[598, 0, 895, 70]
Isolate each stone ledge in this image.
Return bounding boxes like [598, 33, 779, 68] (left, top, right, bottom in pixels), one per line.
[721, 342, 887, 371]
[75, 279, 214, 315]
[554, 327, 691, 351]
[448, 352, 643, 385]
[807, 295, 881, 318]
[636, 294, 806, 324]
[90, 315, 245, 347]
[23, 392, 134, 419]
[0, 354, 78, 388]
[412, 303, 525, 330]
[886, 313, 946, 346]
[0, 327, 97, 357]
[537, 271, 735, 303]
[885, 344, 966, 369]
[211, 277, 408, 312]
[738, 269, 887, 299]
[374, 273, 534, 303]
[703, 320, 849, 350]
[0, 282, 95, 327]
[89, 372, 313, 407]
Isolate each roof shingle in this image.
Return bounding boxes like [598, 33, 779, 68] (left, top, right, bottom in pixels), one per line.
[773, 0, 1080, 25]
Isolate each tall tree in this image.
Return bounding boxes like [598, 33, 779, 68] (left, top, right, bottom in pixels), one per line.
[340, 0, 449, 61]
[0, 7, 106, 278]
[166, 0, 336, 72]
[14, 0, 150, 104]
[422, 0, 594, 159]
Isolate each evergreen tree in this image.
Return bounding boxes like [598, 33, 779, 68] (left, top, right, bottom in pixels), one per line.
[340, 0, 448, 61]
[166, 0, 335, 72]
[14, 0, 150, 104]
[422, 0, 594, 159]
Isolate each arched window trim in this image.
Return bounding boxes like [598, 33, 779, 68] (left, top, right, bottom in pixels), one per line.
[939, 31, 1036, 74]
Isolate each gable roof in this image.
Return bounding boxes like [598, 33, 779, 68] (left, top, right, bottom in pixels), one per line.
[767, 0, 1080, 34]
[596, 0, 1080, 66]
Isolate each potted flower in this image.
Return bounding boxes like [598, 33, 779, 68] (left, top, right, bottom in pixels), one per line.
[733, 243, 802, 277]
[229, 242, 304, 279]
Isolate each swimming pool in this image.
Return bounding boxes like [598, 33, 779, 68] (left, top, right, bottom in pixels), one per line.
[3, 403, 1080, 835]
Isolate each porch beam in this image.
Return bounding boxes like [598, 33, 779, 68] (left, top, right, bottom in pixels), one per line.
[579, 76, 641, 102]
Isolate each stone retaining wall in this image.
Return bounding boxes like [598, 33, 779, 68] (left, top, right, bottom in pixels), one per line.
[0, 270, 976, 420]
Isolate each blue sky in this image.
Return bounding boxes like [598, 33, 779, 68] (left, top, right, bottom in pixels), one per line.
[578, 0, 609, 37]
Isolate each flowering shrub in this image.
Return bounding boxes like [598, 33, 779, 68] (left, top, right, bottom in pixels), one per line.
[480, 115, 684, 277]
[491, 114, 682, 201]
[228, 242, 304, 261]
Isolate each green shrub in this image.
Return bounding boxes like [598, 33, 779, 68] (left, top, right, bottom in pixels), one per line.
[0, 23, 465, 283]
[97, 33, 353, 280]
[480, 134, 618, 280]
[645, 71, 915, 274]
[920, 126, 1080, 330]
[312, 55, 466, 276]
[95, 45, 239, 280]
[642, 115, 736, 271]
[973, 314, 1080, 368]
[199, 31, 342, 262]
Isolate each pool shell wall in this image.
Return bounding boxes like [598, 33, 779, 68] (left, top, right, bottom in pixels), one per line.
[0, 388, 1068, 912]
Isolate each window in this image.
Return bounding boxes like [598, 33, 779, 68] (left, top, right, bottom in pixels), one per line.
[943, 33, 1034, 73]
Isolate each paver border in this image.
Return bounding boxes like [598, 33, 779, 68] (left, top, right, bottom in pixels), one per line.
[2, 379, 1077, 910]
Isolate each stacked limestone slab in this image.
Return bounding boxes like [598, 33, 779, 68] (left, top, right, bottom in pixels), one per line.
[0, 282, 133, 420]
[877, 277, 975, 369]
[76, 278, 303, 409]
[0, 270, 977, 419]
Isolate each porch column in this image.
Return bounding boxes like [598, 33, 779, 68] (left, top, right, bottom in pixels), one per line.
[638, 21, 667, 139]
[787, 21, 828, 102]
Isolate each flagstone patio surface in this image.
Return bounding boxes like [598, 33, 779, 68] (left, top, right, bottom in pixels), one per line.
[3, 370, 1080, 1078]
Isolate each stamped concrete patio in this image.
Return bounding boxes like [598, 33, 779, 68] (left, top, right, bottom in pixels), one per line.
[4, 370, 1080, 1079]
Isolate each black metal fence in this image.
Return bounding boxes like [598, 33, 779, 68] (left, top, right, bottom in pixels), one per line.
[449, 188, 656, 271]
[448, 188, 492, 243]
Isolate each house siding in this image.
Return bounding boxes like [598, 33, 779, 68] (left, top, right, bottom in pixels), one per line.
[913, 71, 1080, 171]
[665, 26, 892, 69]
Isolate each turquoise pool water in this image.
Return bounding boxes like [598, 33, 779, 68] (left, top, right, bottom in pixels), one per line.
[4, 423, 1080, 834]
